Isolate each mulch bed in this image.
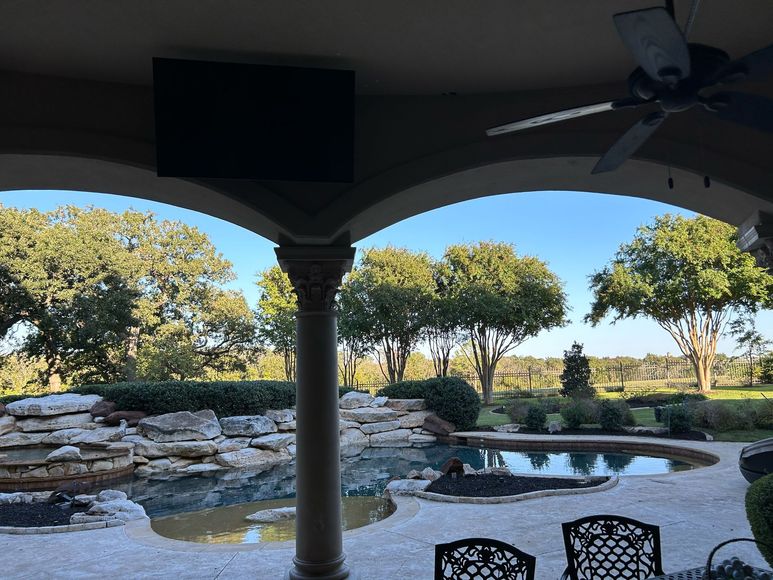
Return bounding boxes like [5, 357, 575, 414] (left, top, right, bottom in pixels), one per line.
[474, 425, 708, 440]
[425, 473, 605, 498]
[0, 503, 87, 527]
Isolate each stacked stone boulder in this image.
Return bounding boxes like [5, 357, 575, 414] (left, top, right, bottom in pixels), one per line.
[0, 394, 133, 481]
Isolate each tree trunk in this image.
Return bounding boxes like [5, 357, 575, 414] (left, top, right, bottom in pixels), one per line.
[44, 346, 63, 392]
[124, 325, 140, 381]
[284, 349, 296, 382]
[692, 357, 712, 391]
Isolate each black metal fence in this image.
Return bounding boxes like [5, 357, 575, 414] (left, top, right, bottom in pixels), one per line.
[351, 358, 762, 398]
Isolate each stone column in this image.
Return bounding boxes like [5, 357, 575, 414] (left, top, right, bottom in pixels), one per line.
[276, 246, 356, 580]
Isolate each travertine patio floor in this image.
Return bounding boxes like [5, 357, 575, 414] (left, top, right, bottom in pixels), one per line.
[1, 435, 767, 579]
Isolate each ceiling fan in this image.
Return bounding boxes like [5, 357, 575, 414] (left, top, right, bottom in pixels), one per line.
[486, 4, 773, 174]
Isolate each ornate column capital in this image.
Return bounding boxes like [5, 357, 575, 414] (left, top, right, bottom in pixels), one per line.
[275, 246, 356, 312]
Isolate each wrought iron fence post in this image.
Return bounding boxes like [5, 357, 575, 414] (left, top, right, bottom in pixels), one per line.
[527, 366, 533, 393]
[619, 361, 625, 390]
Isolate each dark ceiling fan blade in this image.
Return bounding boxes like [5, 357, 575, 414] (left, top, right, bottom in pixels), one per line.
[705, 91, 773, 133]
[712, 43, 773, 84]
[591, 111, 667, 174]
[486, 98, 641, 137]
[614, 7, 690, 84]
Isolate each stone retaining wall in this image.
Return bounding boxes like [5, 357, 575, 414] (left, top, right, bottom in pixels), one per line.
[0, 391, 442, 483]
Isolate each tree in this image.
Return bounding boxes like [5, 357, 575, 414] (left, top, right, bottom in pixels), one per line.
[730, 313, 771, 386]
[425, 261, 461, 377]
[346, 247, 434, 383]
[256, 265, 297, 381]
[559, 342, 595, 398]
[336, 280, 372, 387]
[444, 242, 568, 404]
[587, 215, 773, 391]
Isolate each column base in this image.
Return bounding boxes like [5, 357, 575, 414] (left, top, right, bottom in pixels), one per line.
[286, 554, 354, 580]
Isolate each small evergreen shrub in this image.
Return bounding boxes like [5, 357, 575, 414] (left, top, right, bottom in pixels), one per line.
[746, 473, 773, 568]
[506, 399, 532, 424]
[658, 404, 692, 433]
[691, 400, 754, 432]
[377, 377, 480, 431]
[560, 398, 600, 429]
[761, 354, 773, 384]
[72, 380, 296, 417]
[524, 405, 547, 431]
[560, 342, 595, 398]
[599, 400, 635, 431]
[509, 389, 536, 399]
[537, 397, 563, 414]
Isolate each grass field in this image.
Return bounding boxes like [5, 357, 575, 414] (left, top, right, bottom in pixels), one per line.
[477, 384, 773, 442]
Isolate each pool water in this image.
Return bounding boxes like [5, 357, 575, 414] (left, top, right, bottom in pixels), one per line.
[118, 443, 700, 523]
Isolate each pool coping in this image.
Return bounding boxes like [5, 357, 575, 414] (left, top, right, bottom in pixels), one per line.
[0, 518, 125, 535]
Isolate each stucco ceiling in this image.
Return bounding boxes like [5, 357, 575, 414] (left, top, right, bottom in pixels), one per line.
[2, 1, 772, 95]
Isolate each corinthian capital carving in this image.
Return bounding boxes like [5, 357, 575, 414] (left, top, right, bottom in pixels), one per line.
[275, 246, 356, 312]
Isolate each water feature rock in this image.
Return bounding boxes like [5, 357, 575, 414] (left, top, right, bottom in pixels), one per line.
[0, 415, 15, 436]
[277, 421, 296, 431]
[133, 456, 149, 464]
[421, 467, 442, 481]
[245, 506, 296, 522]
[88, 498, 146, 521]
[180, 463, 224, 474]
[339, 407, 399, 423]
[90, 400, 117, 417]
[398, 410, 433, 429]
[71, 513, 119, 524]
[340, 428, 368, 448]
[422, 414, 456, 436]
[215, 448, 291, 470]
[217, 437, 251, 453]
[339, 391, 374, 409]
[385, 399, 427, 411]
[104, 410, 146, 427]
[6, 394, 102, 417]
[360, 420, 401, 434]
[406, 469, 422, 479]
[548, 421, 562, 433]
[408, 433, 437, 444]
[287, 444, 297, 457]
[91, 460, 115, 472]
[45, 445, 82, 462]
[250, 433, 295, 451]
[369, 428, 411, 447]
[16, 412, 95, 433]
[97, 489, 127, 502]
[338, 420, 361, 431]
[463, 463, 477, 476]
[265, 409, 294, 423]
[138, 410, 221, 442]
[131, 438, 218, 458]
[369, 396, 388, 408]
[0, 432, 46, 447]
[385, 479, 431, 495]
[219, 415, 277, 437]
[493, 423, 521, 433]
[135, 458, 173, 475]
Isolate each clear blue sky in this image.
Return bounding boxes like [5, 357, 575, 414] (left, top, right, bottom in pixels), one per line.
[2, 189, 770, 358]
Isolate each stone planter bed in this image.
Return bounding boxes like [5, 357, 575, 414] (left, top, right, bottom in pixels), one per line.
[0, 501, 87, 527]
[425, 472, 610, 497]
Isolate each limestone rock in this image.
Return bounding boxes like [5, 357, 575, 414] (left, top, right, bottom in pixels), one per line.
[6, 394, 102, 417]
[421, 467, 442, 481]
[265, 409, 294, 423]
[339, 407, 399, 423]
[369, 428, 412, 447]
[134, 458, 173, 475]
[217, 437, 252, 454]
[339, 391, 374, 409]
[548, 421, 562, 434]
[133, 456, 149, 464]
[215, 448, 291, 470]
[90, 400, 118, 417]
[138, 410, 221, 442]
[179, 463, 224, 474]
[369, 396, 388, 408]
[287, 444, 297, 457]
[88, 498, 146, 521]
[422, 414, 456, 436]
[625, 426, 669, 436]
[45, 445, 82, 462]
[406, 469, 422, 479]
[0, 432, 46, 447]
[385, 399, 427, 412]
[16, 412, 95, 433]
[339, 420, 361, 431]
[71, 513, 119, 524]
[73, 494, 97, 506]
[463, 463, 477, 476]
[0, 415, 16, 436]
[104, 410, 146, 427]
[493, 423, 521, 433]
[250, 433, 295, 451]
[123, 436, 217, 459]
[97, 489, 127, 502]
[398, 410, 433, 429]
[408, 434, 437, 444]
[219, 415, 277, 437]
[245, 506, 296, 522]
[277, 421, 297, 431]
[384, 479, 431, 495]
[360, 420, 400, 435]
[91, 460, 114, 472]
[339, 428, 368, 448]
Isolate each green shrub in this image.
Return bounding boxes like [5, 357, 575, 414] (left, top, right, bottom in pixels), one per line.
[691, 400, 754, 432]
[559, 342, 595, 398]
[506, 399, 532, 424]
[746, 473, 773, 568]
[666, 392, 708, 405]
[761, 354, 773, 384]
[378, 377, 480, 431]
[524, 405, 547, 431]
[659, 405, 692, 433]
[604, 385, 625, 393]
[560, 398, 600, 429]
[599, 400, 634, 431]
[72, 380, 296, 417]
[509, 389, 536, 399]
[537, 397, 563, 414]
[0, 393, 40, 405]
[623, 393, 673, 407]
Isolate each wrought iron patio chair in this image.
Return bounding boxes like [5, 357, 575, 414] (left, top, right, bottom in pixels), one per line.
[434, 537, 536, 580]
[560, 515, 664, 580]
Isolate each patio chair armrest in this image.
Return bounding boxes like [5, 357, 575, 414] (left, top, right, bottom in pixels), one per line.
[559, 566, 571, 580]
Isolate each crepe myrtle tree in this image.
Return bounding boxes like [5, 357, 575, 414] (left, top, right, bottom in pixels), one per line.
[424, 260, 462, 377]
[444, 242, 568, 404]
[587, 215, 773, 391]
[336, 278, 372, 387]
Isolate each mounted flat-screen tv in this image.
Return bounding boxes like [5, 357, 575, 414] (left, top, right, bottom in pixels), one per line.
[153, 58, 354, 182]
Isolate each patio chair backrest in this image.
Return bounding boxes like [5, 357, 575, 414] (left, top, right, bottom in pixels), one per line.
[561, 515, 665, 580]
[434, 537, 536, 580]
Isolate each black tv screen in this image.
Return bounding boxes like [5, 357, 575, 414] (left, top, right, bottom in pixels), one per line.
[153, 58, 354, 182]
